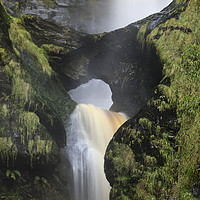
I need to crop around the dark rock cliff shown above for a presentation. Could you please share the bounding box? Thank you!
[20,13,163,116]
[0,3,162,197]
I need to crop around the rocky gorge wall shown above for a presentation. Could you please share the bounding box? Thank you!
[105,0,200,199]
[0,0,199,199]
[0,1,76,199]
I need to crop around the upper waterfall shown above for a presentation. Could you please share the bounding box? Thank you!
[17,0,172,33]
[108,0,172,31]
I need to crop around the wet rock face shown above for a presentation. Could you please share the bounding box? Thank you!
[87,25,162,116]
[21,15,96,90]
[0,0,182,169]
[104,0,199,199]
[0,0,191,198]
[2,0,111,33]
[20,15,162,117]
[0,3,75,198]
[97,0,188,116]
[2,0,178,34]
[26,15,164,116]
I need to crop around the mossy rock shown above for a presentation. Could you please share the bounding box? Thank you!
[0,0,75,169]
[0,2,75,199]
[105,0,200,199]
[105,87,179,199]
[144,0,200,198]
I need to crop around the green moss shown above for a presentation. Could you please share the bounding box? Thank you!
[18,111,55,166]
[36,138,46,155]
[0,137,17,166]
[19,112,40,141]
[37,138,52,157]
[148,96,171,112]
[0,104,10,118]
[2,54,31,106]
[12,76,30,106]
[108,92,180,200]
[9,18,53,76]
[156,125,161,135]
[137,22,149,50]
[149,94,172,112]
[93,32,106,42]
[41,44,65,54]
[144,155,157,166]
[1,18,75,147]
[28,139,34,166]
[0,0,10,35]
[0,6,76,199]
[28,137,53,167]
[0,46,59,167]
[139,118,152,130]
[143,0,200,198]
[0,48,10,65]
[176,0,187,3]
[121,126,144,144]
[107,142,137,199]
[146,27,159,47]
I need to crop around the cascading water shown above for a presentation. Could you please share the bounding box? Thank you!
[65,79,127,200]
[67,104,126,200]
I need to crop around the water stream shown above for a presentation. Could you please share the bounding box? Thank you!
[67,104,126,200]
[66,79,127,200]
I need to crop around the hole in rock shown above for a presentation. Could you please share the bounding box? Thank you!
[68,79,113,110]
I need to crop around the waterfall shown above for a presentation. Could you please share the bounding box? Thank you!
[109,0,172,31]
[65,79,127,199]
[66,104,127,200]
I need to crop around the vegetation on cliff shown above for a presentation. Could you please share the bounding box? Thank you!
[146,0,200,198]
[0,0,75,199]
[106,0,200,199]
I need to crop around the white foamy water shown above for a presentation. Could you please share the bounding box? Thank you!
[65,79,127,200]
[66,104,127,200]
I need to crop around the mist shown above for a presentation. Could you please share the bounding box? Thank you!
[107,0,173,31]
[20,0,172,33]
[85,0,173,33]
